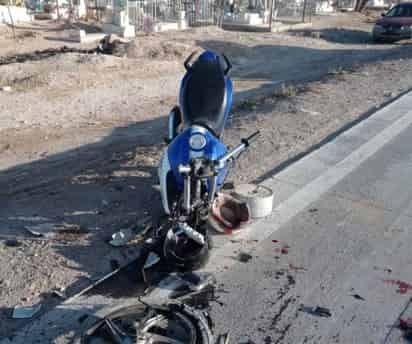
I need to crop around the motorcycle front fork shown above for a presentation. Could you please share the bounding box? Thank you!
[181,173,218,216]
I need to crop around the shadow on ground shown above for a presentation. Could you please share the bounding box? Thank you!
[288,28,374,44]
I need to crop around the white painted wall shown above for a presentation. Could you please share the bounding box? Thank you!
[316,0,335,13]
[0,5,33,24]
[367,0,387,7]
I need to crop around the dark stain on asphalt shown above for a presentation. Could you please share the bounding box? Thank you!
[236,252,253,263]
[264,335,273,343]
[351,293,365,301]
[274,323,292,344]
[288,263,307,272]
[281,246,290,255]
[299,305,332,318]
[270,297,294,330]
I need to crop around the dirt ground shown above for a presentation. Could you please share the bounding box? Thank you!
[2,11,412,339]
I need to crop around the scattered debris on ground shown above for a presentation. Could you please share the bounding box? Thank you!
[299,305,332,318]
[25,222,88,239]
[2,11,412,341]
[109,217,152,247]
[0,46,97,66]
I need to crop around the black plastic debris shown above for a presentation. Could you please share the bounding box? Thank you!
[300,305,332,318]
[237,252,253,263]
[351,294,365,301]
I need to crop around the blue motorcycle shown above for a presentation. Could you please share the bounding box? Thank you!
[158,51,260,270]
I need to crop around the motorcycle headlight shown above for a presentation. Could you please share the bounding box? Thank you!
[189,133,207,150]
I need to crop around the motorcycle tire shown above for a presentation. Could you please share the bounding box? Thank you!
[74,302,215,344]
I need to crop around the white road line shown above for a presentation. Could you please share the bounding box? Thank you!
[205,106,412,272]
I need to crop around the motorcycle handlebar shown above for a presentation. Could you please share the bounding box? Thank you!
[222,54,232,75]
[242,130,260,147]
[215,130,260,168]
[184,52,232,76]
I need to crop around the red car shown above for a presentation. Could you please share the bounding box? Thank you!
[372,2,412,42]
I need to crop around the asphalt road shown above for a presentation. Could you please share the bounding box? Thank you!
[4,93,412,343]
[208,92,412,343]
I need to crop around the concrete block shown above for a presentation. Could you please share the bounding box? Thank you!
[102,23,135,38]
[271,22,312,33]
[68,29,105,43]
[68,29,85,42]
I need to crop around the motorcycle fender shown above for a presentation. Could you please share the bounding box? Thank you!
[158,151,172,215]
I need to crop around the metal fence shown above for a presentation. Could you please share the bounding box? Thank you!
[127,0,216,31]
[125,0,322,32]
[273,0,316,23]
[184,0,216,26]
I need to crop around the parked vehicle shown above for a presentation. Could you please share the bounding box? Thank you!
[373,2,412,42]
[158,51,259,270]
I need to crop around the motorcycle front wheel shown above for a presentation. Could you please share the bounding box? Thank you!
[163,224,212,271]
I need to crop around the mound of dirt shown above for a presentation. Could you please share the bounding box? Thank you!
[126,37,194,59]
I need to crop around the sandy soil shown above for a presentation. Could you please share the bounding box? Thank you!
[2,11,412,339]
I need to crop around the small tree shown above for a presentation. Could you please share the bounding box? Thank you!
[354,0,369,12]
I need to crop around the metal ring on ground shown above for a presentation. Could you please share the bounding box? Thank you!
[233,183,274,218]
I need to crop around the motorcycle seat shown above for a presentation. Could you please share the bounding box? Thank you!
[182,58,227,137]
